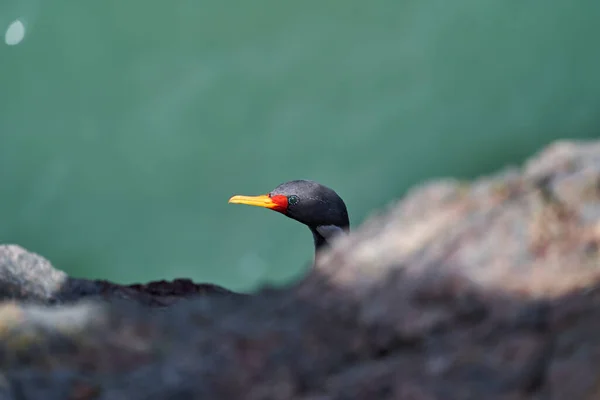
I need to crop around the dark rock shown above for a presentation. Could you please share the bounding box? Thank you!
[1,140,600,399]
[0,245,242,307]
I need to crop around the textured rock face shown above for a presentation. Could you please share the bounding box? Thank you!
[0,244,241,307]
[1,140,600,399]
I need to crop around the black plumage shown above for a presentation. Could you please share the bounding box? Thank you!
[229,180,350,251]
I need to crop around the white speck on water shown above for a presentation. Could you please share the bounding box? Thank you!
[5,19,25,46]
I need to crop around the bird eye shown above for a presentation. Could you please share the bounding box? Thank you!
[288,195,299,206]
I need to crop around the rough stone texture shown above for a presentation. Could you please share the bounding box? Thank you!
[0,245,241,307]
[2,140,600,399]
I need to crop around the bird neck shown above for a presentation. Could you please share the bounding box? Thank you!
[309,224,349,252]
[311,229,329,250]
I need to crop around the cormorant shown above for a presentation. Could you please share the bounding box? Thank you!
[228,180,350,252]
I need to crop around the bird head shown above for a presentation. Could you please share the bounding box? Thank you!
[228,180,350,247]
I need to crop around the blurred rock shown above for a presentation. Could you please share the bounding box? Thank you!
[0,245,241,307]
[2,140,600,399]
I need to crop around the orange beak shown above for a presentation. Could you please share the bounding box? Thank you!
[228,194,277,209]
[228,193,288,213]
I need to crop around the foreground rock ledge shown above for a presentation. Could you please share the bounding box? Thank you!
[2,140,600,399]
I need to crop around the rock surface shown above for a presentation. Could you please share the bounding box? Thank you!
[2,140,600,399]
[0,244,241,307]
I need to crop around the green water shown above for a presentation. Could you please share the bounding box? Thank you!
[1,1,599,292]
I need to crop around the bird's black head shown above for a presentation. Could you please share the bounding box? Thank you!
[228,179,350,249]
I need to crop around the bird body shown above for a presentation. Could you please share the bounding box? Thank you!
[229,180,350,253]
